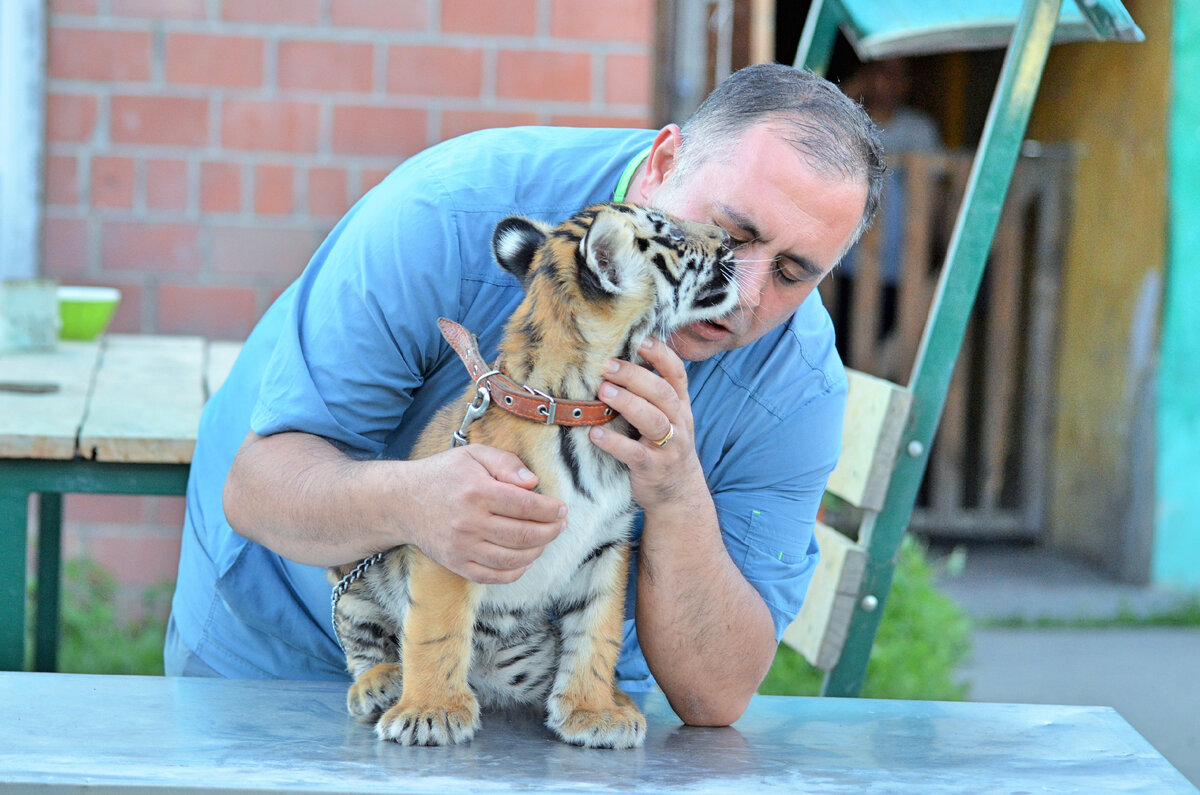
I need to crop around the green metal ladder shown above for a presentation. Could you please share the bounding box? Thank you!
[793,0,1143,697]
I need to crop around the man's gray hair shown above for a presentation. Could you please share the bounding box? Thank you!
[677,63,886,251]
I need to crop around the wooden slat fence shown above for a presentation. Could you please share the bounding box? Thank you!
[822,146,1072,540]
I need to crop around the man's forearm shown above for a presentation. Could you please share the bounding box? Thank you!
[223,431,404,566]
[223,430,567,580]
[635,491,778,727]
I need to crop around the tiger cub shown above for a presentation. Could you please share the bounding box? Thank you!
[329,202,739,749]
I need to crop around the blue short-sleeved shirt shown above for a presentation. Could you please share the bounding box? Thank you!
[169,126,847,686]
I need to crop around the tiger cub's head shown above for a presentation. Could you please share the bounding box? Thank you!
[492,203,739,360]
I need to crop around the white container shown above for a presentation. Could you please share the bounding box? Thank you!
[0,279,61,352]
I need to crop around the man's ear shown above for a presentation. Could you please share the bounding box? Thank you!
[632,124,683,203]
[492,216,551,284]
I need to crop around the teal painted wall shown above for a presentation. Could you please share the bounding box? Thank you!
[1155,0,1200,586]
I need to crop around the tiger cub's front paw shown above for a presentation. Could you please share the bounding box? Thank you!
[376,692,480,746]
[347,662,404,720]
[546,690,646,749]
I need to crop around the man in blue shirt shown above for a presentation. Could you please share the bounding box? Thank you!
[167,63,884,727]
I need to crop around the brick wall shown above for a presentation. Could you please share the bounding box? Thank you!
[40,0,656,587]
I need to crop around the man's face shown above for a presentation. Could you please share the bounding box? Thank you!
[642,123,868,362]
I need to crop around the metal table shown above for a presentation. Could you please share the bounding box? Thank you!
[0,335,240,671]
[0,672,1191,793]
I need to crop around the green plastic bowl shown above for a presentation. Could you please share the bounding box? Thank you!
[58,286,122,341]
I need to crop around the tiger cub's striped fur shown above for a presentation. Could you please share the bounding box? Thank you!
[330,202,739,748]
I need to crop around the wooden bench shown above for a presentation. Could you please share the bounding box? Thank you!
[781,370,911,672]
[0,335,242,672]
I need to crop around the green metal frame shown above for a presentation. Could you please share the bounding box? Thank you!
[796,0,1065,697]
[0,459,189,671]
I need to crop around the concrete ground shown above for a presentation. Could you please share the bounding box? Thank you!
[933,543,1200,788]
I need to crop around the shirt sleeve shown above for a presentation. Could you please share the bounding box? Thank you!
[250,177,463,455]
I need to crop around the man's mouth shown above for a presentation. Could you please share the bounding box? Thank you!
[689,319,733,341]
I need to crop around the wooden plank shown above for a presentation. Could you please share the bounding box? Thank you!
[205,341,242,400]
[79,335,205,463]
[1020,153,1068,533]
[781,522,867,671]
[0,342,100,459]
[929,343,970,517]
[979,197,1026,509]
[849,223,883,372]
[826,369,912,512]
[909,507,1040,538]
[895,153,939,382]
[748,0,775,65]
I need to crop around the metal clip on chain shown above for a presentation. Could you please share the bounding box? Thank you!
[452,385,491,448]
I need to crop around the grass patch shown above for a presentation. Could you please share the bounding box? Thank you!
[28,558,171,675]
[759,535,971,700]
[981,598,1200,630]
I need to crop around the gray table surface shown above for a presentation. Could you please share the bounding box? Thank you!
[0,672,1192,793]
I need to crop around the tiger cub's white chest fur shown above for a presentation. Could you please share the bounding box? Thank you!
[479,426,633,612]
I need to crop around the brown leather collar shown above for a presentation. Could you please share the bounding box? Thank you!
[438,318,617,427]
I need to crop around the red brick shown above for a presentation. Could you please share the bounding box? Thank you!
[331,105,427,157]
[46,93,98,143]
[157,284,260,338]
[254,164,295,215]
[201,161,242,213]
[359,168,392,195]
[45,156,80,206]
[278,40,374,93]
[153,496,187,525]
[112,0,206,18]
[440,109,540,141]
[49,28,152,82]
[441,0,537,36]
[211,226,318,278]
[222,100,320,152]
[88,533,181,586]
[91,156,136,209]
[550,113,651,129]
[111,95,209,147]
[65,494,147,524]
[146,159,189,211]
[104,282,144,333]
[605,53,652,105]
[387,46,483,97]
[41,217,91,281]
[496,50,591,102]
[51,0,98,13]
[102,222,201,273]
[550,0,653,42]
[167,33,264,88]
[331,0,427,29]
[221,0,320,24]
[307,167,350,217]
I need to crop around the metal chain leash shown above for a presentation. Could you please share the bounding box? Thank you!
[329,384,494,652]
[330,551,384,651]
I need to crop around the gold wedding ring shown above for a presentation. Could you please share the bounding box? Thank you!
[651,424,674,448]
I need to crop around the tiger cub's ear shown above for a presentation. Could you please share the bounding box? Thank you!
[493,216,551,285]
[578,207,634,296]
